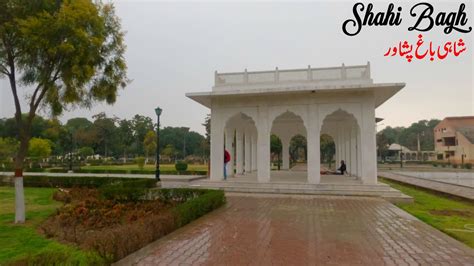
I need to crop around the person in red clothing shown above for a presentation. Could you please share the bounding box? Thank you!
[224,149,231,180]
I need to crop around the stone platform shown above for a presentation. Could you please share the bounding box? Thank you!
[161,170,412,203]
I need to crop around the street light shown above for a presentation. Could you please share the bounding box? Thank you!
[155,107,162,181]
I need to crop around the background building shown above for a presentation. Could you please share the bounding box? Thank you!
[434,116,474,164]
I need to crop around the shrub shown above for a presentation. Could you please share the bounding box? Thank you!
[441,163,446,168]
[18,175,155,188]
[83,212,175,261]
[173,189,225,227]
[100,180,156,203]
[129,169,207,175]
[175,161,188,172]
[75,168,128,174]
[452,163,458,168]
[432,163,438,167]
[151,188,205,203]
[49,168,69,173]
[25,167,46,172]
[41,188,224,263]
[466,163,472,169]
[136,157,146,170]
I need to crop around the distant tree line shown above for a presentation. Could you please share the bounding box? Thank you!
[377,119,440,160]
[0,113,208,164]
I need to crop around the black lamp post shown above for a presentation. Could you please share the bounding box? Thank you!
[155,107,162,180]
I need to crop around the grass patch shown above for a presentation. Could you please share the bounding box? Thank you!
[0,187,103,265]
[379,177,474,248]
[81,164,207,172]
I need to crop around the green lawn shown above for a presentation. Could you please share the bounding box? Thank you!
[81,163,208,172]
[380,178,474,248]
[0,187,101,264]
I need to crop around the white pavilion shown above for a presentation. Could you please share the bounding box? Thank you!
[186,63,405,185]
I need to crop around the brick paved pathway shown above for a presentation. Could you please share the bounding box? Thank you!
[117,194,474,266]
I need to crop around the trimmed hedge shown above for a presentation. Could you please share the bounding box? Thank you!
[100,179,156,202]
[172,189,225,227]
[44,168,207,175]
[130,169,207,175]
[85,188,224,262]
[1,175,157,188]
[150,188,225,226]
[175,161,188,172]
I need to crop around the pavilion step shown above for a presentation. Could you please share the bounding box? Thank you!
[187,181,412,203]
[189,184,411,203]
[192,181,394,192]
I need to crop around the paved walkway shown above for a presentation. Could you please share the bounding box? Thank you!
[380,172,474,201]
[117,194,474,266]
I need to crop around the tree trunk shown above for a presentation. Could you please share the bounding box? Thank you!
[14,134,29,223]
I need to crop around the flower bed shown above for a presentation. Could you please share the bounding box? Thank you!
[37,185,225,263]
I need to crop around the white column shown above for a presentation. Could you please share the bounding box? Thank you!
[210,111,224,181]
[307,105,320,184]
[336,127,342,164]
[257,105,271,182]
[345,127,351,174]
[244,130,252,173]
[350,125,357,177]
[357,126,362,178]
[281,137,290,170]
[236,129,244,175]
[360,97,377,184]
[225,127,234,177]
[251,132,257,171]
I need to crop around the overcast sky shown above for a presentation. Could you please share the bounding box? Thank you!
[1,0,473,135]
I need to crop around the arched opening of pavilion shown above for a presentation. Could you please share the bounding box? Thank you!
[320,109,361,182]
[320,133,336,172]
[224,112,257,179]
[270,111,307,182]
[289,134,307,169]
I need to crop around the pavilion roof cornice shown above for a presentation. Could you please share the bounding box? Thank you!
[186,82,406,109]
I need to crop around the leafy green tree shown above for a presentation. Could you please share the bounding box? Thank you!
[201,114,211,159]
[320,134,335,166]
[270,134,282,156]
[117,118,134,161]
[1,0,127,223]
[290,135,307,162]
[162,144,177,162]
[135,156,145,170]
[270,134,282,169]
[66,117,93,132]
[131,115,154,156]
[77,146,94,159]
[28,137,52,162]
[0,137,19,165]
[377,119,440,153]
[66,118,95,150]
[143,130,156,161]
[160,127,205,158]
[91,113,118,157]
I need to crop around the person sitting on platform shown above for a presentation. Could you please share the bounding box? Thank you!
[337,160,347,175]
